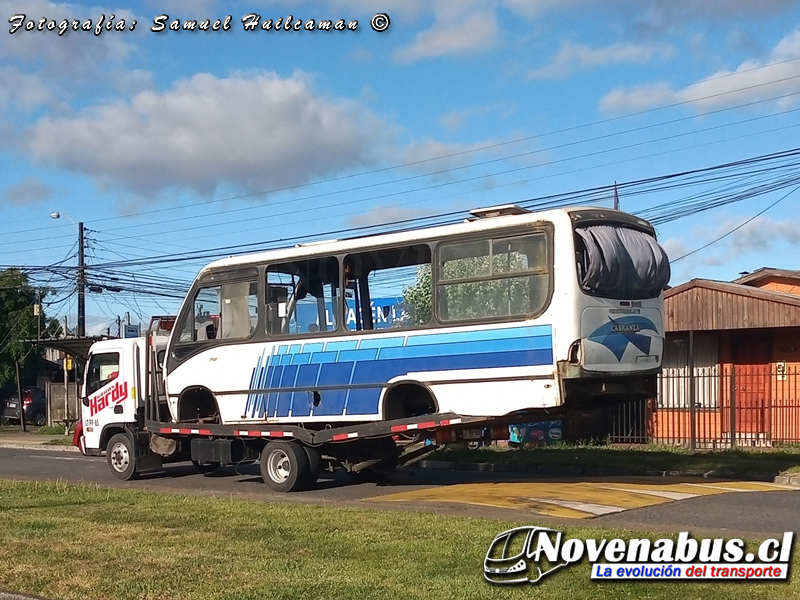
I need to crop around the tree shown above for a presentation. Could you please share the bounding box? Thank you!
[400,265,432,326]
[0,269,55,388]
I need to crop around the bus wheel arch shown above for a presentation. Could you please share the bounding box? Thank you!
[381,381,438,421]
[177,387,220,423]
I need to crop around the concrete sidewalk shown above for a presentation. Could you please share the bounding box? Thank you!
[0,432,78,452]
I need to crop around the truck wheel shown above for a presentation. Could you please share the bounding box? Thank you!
[260,441,310,492]
[107,433,138,481]
[191,460,220,474]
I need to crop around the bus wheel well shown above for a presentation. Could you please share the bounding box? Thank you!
[178,387,220,423]
[382,383,437,421]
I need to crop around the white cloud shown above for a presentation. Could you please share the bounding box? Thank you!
[1,177,53,205]
[528,41,674,79]
[600,28,800,113]
[439,105,494,131]
[395,10,499,62]
[665,214,800,277]
[24,71,396,197]
[0,0,139,77]
[0,67,61,111]
[348,204,440,228]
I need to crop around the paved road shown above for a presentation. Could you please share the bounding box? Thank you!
[0,447,797,539]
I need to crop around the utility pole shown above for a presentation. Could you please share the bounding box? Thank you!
[15,360,26,433]
[117,315,121,338]
[63,316,69,425]
[78,221,85,338]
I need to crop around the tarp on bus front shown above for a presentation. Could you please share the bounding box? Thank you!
[575,225,670,299]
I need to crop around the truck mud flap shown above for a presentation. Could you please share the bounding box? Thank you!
[130,428,163,473]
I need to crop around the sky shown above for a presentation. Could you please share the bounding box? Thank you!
[2,0,800,335]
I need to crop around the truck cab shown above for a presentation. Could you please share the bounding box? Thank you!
[76,337,144,456]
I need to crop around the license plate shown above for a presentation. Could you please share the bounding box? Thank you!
[8,402,17,408]
[636,355,658,364]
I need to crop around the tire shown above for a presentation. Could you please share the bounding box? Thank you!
[30,412,46,428]
[260,441,310,492]
[192,460,220,474]
[304,446,322,488]
[107,433,138,481]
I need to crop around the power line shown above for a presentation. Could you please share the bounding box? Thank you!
[670,184,800,263]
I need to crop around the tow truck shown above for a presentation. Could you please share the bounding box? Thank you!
[74,321,514,491]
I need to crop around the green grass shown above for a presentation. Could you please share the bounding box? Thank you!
[0,479,797,599]
[41,437,75,446]
[36,425,69,435]
[0,423,69,435]
[435,444,800,477]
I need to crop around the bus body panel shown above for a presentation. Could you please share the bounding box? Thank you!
[166,321,558,422]
[579,305,664,373]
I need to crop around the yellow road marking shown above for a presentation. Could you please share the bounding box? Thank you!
[367,479,792,519]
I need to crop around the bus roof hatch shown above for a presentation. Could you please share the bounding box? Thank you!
[468,204,531,219]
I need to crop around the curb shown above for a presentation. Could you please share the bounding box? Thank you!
[773,474,800,486]
[0,443,79,453]
[414,460,799,486]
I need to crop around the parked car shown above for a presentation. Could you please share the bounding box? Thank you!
[3,387,47,427]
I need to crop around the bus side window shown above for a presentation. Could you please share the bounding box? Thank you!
[436,232,550,322]
[176,280,257,344]
[344,244,432,331]
[266,257,339,336]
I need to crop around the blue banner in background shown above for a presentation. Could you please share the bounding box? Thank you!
[295,296,406,332]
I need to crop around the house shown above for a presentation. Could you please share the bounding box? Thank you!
[648,271,800,447]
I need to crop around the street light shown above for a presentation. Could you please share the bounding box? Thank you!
[50,212,86,338]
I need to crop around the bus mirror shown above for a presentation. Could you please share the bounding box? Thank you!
[81,396,89,407]
[157,350,165,369]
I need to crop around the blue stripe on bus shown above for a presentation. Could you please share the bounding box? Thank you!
[266,365,282,417]
[291,353,311,365]
[276,365,299,417]
[292,363,320,418]
[358,337,405,350]
[246,325,554,418]
[346,388,382,415]
[310,352,337,364]
[313,362,354,416]
[301,342,324,354]
[245,353,262,415]
[404,325,550,346]
[339,348,379,362]
[376,335,549,360]
[350,349,552,385]
[325,340,359,352]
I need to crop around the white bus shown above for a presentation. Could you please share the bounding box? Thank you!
[163,204,670,429]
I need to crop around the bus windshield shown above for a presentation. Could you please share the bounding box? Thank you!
[575,224,670,299]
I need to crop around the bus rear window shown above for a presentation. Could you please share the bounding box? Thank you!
[575,225,670,299]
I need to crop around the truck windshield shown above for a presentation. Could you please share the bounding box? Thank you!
[575,225,670,299]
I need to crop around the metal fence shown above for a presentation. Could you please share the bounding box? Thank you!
[608,366,800,449]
